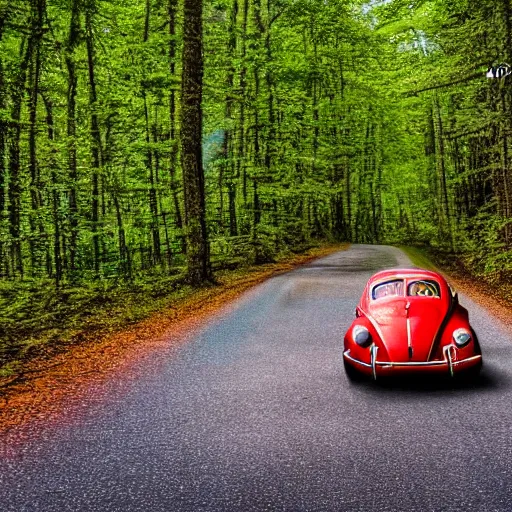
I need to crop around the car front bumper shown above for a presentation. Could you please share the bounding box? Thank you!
[343,345,482,379]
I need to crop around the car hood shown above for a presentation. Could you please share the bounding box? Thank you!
[366,297,448,362]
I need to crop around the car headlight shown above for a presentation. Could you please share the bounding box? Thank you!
[353,325,371,347]
[453,328,471,347]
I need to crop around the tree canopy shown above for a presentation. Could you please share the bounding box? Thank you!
[0,0,510,286]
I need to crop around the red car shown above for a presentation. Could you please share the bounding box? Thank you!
[343,269,482,380]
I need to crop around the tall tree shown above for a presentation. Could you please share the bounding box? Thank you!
[65,0,81,275]
[181,0,210,284]
[85,0,101,277]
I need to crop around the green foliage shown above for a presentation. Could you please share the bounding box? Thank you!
[1,0,512,354]
[0,272,190,375]
[0,0,385,287]
[372,0,512,285]
[398,246,438,271]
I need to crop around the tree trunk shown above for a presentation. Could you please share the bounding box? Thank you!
[228,181,238,236]
[0,9,7,276]
[113,193,131,278]
[168,0,183,230]
[8,36,34,277]
[264,8,275,172]
[433,95,453,249]
[66,0,80,276]
[85,2,102,277]
[181,0,210,284]
[28,0,45,275]
[238,0,249,203]
[144,94,161,265]
[500,0,512,244]
[42,94,62,287]
[220,0,239,231]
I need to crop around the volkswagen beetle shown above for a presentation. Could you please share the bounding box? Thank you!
[343,269,482,380]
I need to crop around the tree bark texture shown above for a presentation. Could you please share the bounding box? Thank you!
[180,0,210,284]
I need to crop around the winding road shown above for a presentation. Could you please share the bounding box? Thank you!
[1,245,512,512]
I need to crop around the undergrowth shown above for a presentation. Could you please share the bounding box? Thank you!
[0,241,340,378]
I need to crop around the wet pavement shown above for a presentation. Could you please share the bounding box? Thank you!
[1,245,512,511]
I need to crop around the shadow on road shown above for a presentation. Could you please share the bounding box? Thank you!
[350,365,507,395]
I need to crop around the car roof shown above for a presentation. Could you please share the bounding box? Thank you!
[368,268,444,285]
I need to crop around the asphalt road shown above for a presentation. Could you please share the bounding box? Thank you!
[1,245,512,512]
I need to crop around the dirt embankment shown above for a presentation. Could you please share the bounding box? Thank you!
[0,244,348,435]
[446,273,512,334]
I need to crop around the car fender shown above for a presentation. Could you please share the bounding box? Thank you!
[432,305,480,360]
[344,314,391,364]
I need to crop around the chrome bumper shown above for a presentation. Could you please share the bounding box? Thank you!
[344,346,482,379]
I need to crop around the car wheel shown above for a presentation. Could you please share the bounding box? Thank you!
[456,360,482,382]
[343,358,366,382]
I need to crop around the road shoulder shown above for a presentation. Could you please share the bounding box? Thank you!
[0,244,348,435]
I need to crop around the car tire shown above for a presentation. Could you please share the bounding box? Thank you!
[464,359,483,379]
[455,359,482,383]
[343,358,366,382]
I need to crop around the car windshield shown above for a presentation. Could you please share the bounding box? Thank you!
[407,280,440,297]
[372,280,404,300]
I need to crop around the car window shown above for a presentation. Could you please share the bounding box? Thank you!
[407,280,440,297]
[372,280,404,300]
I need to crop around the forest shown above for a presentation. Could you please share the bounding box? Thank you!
[0,0,511,294]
